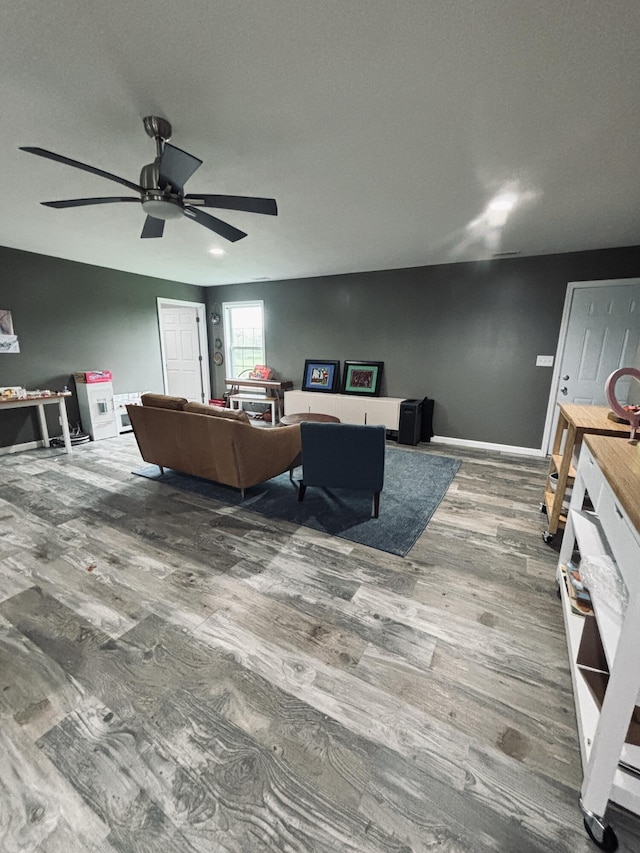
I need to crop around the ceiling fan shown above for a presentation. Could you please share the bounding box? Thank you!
[20,116,277,241]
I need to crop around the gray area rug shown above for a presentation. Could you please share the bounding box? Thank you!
[133,447,461,557]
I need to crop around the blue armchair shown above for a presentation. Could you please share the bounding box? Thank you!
[298,422,386,517]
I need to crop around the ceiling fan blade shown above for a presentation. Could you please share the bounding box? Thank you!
[183,206,247,242]
[159,142,202,193]
[141,216,165,239]
[41,197,140,209]
[20,147,142,193]
[184,194,278,216]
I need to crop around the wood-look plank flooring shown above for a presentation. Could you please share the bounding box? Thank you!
[1,434,639,852]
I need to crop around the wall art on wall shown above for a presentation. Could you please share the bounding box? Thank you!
[342,360,384,396]
[302,359,341,393]
[0,310,19,353]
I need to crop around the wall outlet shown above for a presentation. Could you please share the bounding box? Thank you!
[536,355,554,367]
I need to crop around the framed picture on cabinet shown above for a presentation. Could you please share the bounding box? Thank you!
[342,360,384,396]
[302,359,341,393]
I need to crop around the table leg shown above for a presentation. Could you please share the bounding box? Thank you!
[58,398,72,454]
[552,410,567,455]
[36,404,50,448]
[273,390,283,421]
[549,422,576,534]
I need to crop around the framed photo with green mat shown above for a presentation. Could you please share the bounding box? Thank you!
[342,361,383,396]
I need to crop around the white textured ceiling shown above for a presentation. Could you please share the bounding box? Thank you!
[2,1,640,286]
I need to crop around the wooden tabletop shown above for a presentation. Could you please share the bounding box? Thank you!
[225,377,293,391]
[585,434,640,534]
[0,392,71,406]
[280,412,341,425]
[559,403,632,436]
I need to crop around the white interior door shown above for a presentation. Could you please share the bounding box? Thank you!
[157,299,210,403]
[543,279,640,452]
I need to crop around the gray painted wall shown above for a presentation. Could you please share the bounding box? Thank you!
[209,247,640,449]
[0,246,204,448]
[1,243,639,452]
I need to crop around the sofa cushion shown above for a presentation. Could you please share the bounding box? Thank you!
[184,402,251,423]
[141,393,188,411]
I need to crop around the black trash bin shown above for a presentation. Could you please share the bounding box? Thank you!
[398,399,423,445]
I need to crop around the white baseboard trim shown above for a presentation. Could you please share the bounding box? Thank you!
[3,435,545,458]
[0,440,42,457]
[429,435,546,458]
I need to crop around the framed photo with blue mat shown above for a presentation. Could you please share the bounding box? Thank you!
[342,360,383,396]
[302,359,341,393]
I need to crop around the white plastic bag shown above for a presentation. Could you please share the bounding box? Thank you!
[580,553,628,620]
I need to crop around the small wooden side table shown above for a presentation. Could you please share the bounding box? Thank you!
[0,392,73,454]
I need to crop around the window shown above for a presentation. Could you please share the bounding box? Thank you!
[222,301,265,377]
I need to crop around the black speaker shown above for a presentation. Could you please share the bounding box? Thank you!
[421,397,434,442]
[398,399,422,445]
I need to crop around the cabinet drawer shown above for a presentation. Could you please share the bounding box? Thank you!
[365,397,400,430]
[597,485,640,582]
[579,444,604,512]
[310,396,338,417]
[91,420,119,441]
[283,391,310,414]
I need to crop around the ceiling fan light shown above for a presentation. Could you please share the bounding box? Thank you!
[141,195,183,220]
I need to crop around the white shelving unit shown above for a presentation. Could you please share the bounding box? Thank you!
[557,434,640,849]
[284,390,403,432]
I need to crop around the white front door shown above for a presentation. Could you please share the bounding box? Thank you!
[158,299,210,402]
[544,279,640,452]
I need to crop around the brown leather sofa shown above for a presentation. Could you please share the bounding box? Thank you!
[127,393,301,497]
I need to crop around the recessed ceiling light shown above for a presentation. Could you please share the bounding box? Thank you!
[208,247,225,256]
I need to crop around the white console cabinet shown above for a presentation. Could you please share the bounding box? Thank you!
[76,381,119,440]
[557,434,640,846]
[284,391,403,431]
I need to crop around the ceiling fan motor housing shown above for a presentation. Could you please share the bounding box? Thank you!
[140,161,160,189]
[140,160,184,219]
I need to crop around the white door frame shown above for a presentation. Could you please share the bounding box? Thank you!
[541,278,639,454]
[156,297,211,402]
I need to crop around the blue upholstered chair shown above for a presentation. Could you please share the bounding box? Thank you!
[298,422,386,518]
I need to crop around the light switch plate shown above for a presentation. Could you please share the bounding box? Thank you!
[536,355,554,367]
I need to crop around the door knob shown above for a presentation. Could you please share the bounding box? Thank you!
[563,375,570,381]
[560,387,568,395]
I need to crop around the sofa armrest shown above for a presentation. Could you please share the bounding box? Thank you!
[233,424,301,486]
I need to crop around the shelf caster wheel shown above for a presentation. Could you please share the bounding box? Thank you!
[542,531,554,544]
[581,802,618,852]
[539,502,548,515]
[583,816,618,851]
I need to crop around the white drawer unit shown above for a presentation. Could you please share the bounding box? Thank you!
[284,390,403,431]
[76,380,119,440]
[556,435,640,847]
